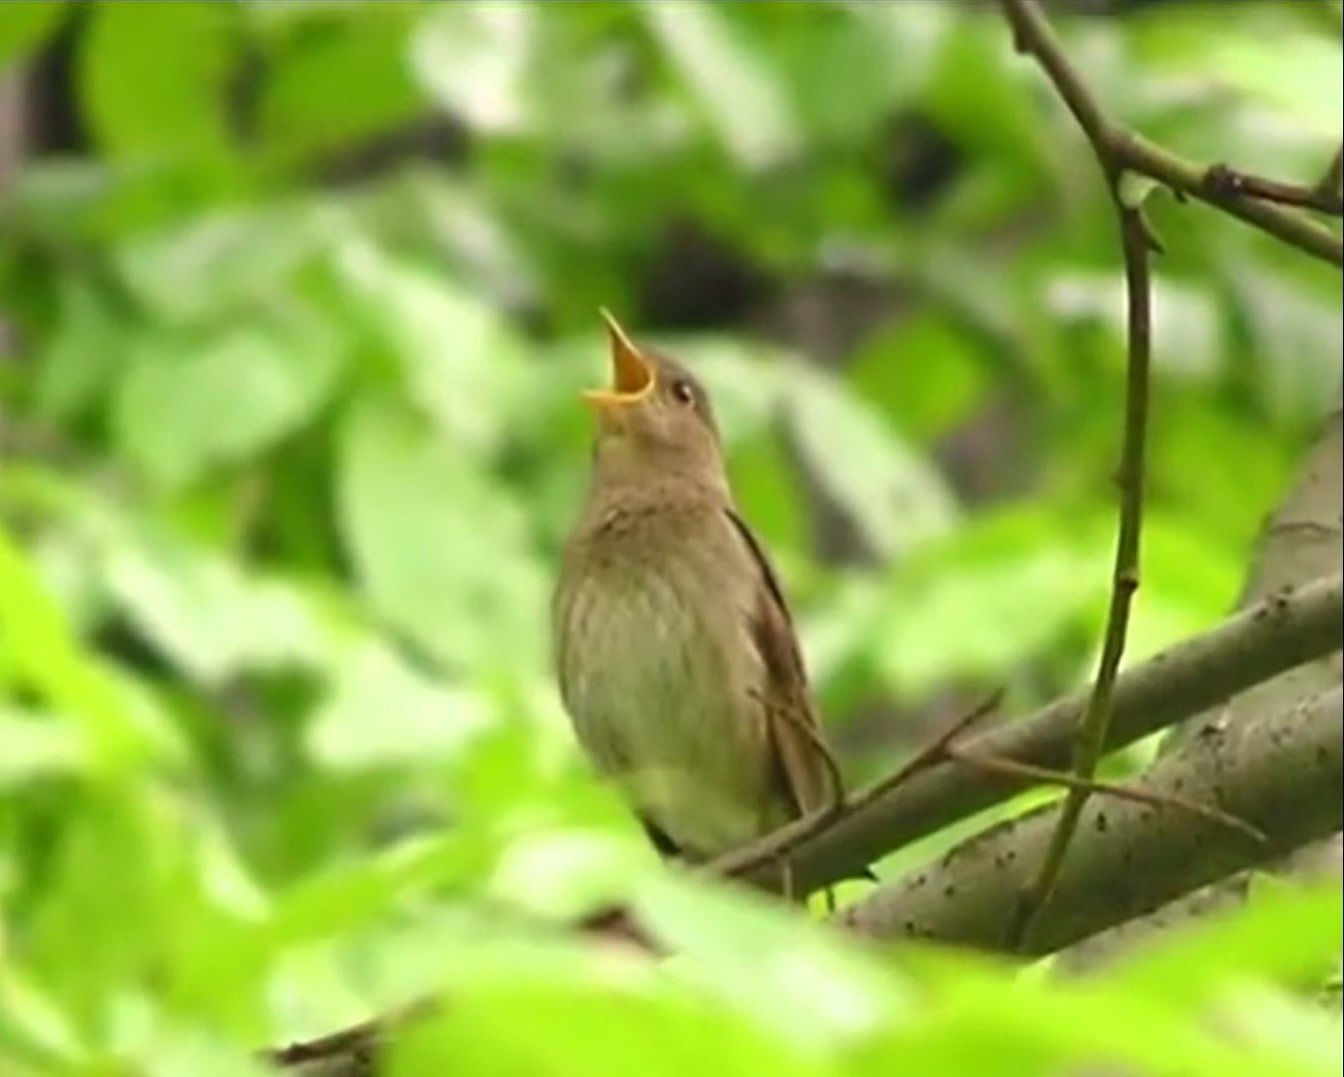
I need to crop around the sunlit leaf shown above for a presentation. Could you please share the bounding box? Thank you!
[112,306,345,488]
[641,2,802,170]
[412,2,534,135]
[336,394,548,674]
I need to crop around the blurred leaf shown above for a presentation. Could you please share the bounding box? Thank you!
[1108,883,1344,1008]
[0,964,87,1070]
[0,707,88,788]
[258,2,424,156]
[336,394,548,674]
[1133,15,1344,137]
[115,206,328,323]
[783,362,958,560]
[848,312,990,445]
[308,639,494,770]
[389,940,823,1077]
[333,237,530,456]
[636,875,902,1051]
[641,2,802,171]
[411,2,534,135]
[32,276,122,423]
[0,526,184,772]
[101,529,327,685]
[79,3,233,158]
[0,1,66,70]
[112,305,345,488]
[876,504,1110,695]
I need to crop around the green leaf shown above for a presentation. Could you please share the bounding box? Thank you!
[33,276,122,423]
[782,362,958,560]
[0,707,88,788]
[874,504,1111,694]
[1108,883,1344,1009]
[0,525,184,772]
[336,394,548,675]
[388,937,824,1077]
[641,2,802,170]
[333,238,530,456]
[79,2,234,157]
[848,311,990,445]
[101,529,327,685]
[111,306,345,488]
[634,875,904,1051]
[307,639,495,770]
[1134,17,1344,138]
[411,3,534,134]
[257,2,424,157]
[115,206,328,324]
[0,1,66,70]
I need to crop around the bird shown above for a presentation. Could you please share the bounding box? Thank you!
[552,311,843,888]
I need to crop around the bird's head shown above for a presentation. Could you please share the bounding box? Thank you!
[583,311,727,496]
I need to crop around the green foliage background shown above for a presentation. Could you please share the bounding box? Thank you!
[0,2,1340,1074]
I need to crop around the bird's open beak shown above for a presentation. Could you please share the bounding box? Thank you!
[583,309,655,412]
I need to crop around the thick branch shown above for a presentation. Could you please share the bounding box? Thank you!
[718,573,1342,894]
[838,687,1343,953]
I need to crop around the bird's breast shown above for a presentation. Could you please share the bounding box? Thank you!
[554,529,775,857]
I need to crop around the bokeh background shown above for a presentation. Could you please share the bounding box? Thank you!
[0,2,1340,1073]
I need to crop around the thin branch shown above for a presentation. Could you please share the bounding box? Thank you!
[1203,162,1344,217]
[1002,0,1343,267]
[998,0,1154,953]
[708,693,1000,882]
[944,747,1266,845]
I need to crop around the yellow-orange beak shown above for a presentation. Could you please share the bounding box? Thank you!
[583,309,655,411]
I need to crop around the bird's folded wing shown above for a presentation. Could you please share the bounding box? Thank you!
[723,508,840,818]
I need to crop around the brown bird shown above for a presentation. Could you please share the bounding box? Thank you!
[552,312,842,879]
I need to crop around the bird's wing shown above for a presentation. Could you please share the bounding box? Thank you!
[723,508,841,819]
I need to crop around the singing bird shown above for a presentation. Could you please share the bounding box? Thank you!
[552,312,842,876]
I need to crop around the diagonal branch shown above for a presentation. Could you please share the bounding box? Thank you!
[998,0,1154,952]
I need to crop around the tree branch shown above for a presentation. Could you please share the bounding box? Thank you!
[837,686,1343,954]
[715,573,1342,894]
[1002,0,1344,267]
[1203,161,1344,217]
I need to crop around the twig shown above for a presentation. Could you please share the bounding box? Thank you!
[1003,0,1343,266]
[999,0,1153,953]
[707,692,1001,882]
[1203,162,1343,217]
[853,691,1004,806]
[944,747,1267,845]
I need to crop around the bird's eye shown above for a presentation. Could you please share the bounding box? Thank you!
[671,379,696,406]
